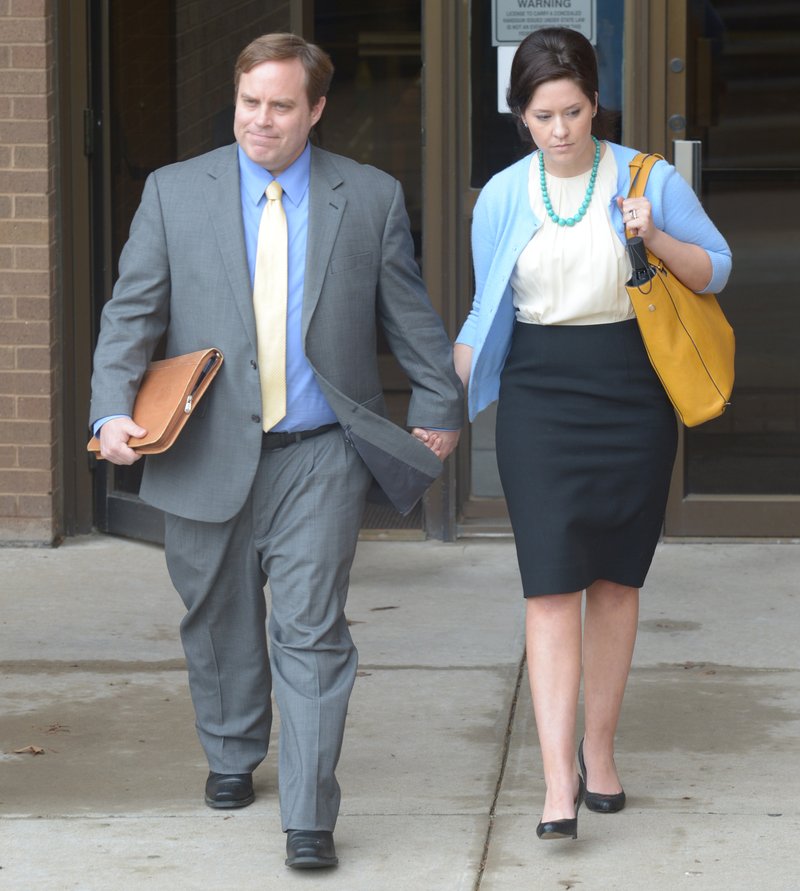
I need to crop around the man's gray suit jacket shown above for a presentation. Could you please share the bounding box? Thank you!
[89,143,463,520]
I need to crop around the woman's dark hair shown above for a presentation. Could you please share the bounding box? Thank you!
[506,27,616,144]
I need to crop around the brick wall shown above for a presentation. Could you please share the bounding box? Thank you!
[0,0,59,544]
[0,2,293,545]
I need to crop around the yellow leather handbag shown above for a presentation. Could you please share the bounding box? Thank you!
[625,153,735,427]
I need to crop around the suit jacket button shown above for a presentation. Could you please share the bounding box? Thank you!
[251,414,260,423]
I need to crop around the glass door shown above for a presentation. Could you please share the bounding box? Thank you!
[91,1,295,542]
[312,0,426,538]
[665,0,800,536]
[89,0,429,542]
[457,0,627,533]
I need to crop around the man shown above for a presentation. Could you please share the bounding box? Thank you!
[90,34,462,869]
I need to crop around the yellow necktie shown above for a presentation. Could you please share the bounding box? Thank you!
[253,180,288,432]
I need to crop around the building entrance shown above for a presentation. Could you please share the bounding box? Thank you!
[456,1,800,539]
[88,1,428,542]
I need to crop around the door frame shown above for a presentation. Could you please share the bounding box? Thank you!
[86,0,167,543]
[78,0,453,543]
[420,1,463,540]
[57,0,95,536]
[641,0,800,538]
[450,0,800,539]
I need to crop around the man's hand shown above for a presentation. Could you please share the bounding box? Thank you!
[411,428,461,461]
[98,417,147,465]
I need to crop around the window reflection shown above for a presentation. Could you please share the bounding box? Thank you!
[686,3,800,494]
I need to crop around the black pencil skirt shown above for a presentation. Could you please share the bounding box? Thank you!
[495,319,678,597]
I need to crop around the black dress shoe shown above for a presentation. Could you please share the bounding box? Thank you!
[578,738,626,813]
[285,829,338,869]
[204,771,255,809]
[536,775,585,840]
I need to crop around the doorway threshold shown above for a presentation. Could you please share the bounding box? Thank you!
[457,517,513,538]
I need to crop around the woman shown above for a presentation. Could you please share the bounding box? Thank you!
[455,28,731,841]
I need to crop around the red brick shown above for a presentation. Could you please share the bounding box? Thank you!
[0,272,50,295]
[0,18,47,41]
[15,296,51,318]
[0,170,49,193]
[0,220,49,244]
[0,69,48,96]
[17,493,53,517]
[0,516,56,542]
[0,418,54,444]
[10,95,47,119]
[15,246,49,269]
[0,395,14,417]
[13,144,48,169]
[0,468,51,492]
[18,444,52,468]
[0,370,52,394]
[11,45,48,68]
[14,194,49,218]
[0,121,48,143]
[0,46,10,68]
[14,346,50,370]
[0,495,19,516]
[10,0,46,12]
[16,395,49,419]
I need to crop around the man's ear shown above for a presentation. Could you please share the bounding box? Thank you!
[310,96,326,128]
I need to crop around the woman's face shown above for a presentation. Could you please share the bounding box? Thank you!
[522,77,597,171]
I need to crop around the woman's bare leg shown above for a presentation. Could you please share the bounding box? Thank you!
[525,591,583,821]
[581,579,639,793]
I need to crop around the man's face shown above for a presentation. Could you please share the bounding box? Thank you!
[234,58,325,173]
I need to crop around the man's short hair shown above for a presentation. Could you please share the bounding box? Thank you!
[234,33,334,107]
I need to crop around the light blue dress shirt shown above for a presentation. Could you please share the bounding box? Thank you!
[238,141,336,432]
[94,141,336,437]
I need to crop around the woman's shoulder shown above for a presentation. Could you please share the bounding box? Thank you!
[480,154,533,198]
[475,154,534,224]
[608,141,677,193]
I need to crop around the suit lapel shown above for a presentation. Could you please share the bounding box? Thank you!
[303,147,346,339]
[204,145,258,352]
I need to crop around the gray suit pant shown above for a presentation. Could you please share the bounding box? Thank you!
[163,427,372,831]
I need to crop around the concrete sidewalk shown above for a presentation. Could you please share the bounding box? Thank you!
[1,535,798,890]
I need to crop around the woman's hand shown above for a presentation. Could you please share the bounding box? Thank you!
[617,196,653,243]
[616,196,713,292]
[411,427,460,460]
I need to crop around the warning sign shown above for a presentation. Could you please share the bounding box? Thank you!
[493,0,596,46]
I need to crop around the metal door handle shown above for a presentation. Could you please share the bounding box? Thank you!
[673,139,702,195]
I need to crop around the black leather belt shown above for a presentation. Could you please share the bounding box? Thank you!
[261,423,339,451]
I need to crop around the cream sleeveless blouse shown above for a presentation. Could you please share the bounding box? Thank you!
[510,145,634,326]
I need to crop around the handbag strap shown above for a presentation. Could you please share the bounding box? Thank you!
[626,152,665,240]
[627,152,664,199]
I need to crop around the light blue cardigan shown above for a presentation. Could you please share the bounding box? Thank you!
[456,141,733,420]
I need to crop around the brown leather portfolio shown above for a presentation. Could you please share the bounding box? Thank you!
[87,348,223,457]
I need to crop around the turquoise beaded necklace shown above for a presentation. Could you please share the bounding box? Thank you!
[539,135,601,227]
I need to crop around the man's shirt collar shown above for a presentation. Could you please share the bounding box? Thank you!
[237,141,311,208]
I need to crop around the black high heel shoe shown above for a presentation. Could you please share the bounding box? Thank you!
[536,774,585,840]
[578,738,626,814]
